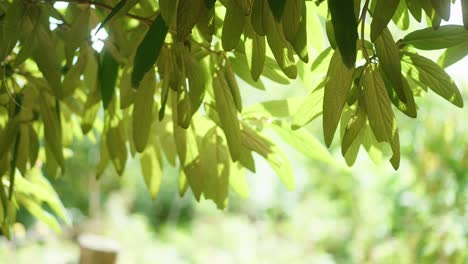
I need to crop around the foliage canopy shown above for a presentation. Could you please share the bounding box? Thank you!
[0,0,467,234]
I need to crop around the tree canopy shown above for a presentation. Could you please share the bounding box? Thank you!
[0,0,467,235]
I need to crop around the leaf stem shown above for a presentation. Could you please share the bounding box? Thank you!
[360,0,371,63]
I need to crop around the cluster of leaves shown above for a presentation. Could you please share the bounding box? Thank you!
[0,0,466,233]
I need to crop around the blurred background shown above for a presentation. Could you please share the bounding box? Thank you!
[1,3,468,264]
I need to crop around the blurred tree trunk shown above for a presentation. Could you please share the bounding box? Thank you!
[79,234,119,264]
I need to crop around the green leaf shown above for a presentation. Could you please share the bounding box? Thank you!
[291,3,309,63]
[370,0,400,41]
[160,0,179,26]
[202,127,230,209]
[291,83,324,130]
[176,85,192,129]
[251,0,268,36]
[267,0,286,21]
[438,43,468,68]
[140,143,163,199]
[99,50,119,109]
[402,52,464,107]
[406,0,422,22]
[176,0,204,41]
[341,102,366,156]
[402,25,468,50]
[185,51,209,114]
[361,65,400,169]
[245,35,266,81]
[224,62,243,112]
[65,8,91,66]
[96,0,140,33]
[20,198,62,233]
[106,120,128,175]
[213,71,242,161]
[32,23,64,98]
[328,0,358,67]
[282,0,302,43]
[430,0,450,21]
[264,9,297,79]
[204,0,217,9]
[243,97,304,119]
[380,69,417,118]
[340,110,379,166]
[374,28,406,102]
[172,100,204,200]
[132,14,168,88]
[234,0,252,15]
[222,0,245,51]
[1,0,25,61]
[229,163,249,198]
[229,54,266,90]
[38,93,65,169]
[463,0,468,29]
[133,70,156,153]
[392,0,410,31]
[241,126,294,190]
[323,51,354,147]
[362,65,395,143]
[272,123,335,165]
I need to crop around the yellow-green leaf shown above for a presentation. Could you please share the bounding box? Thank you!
[323,51,354,147]
[133,70,156,152]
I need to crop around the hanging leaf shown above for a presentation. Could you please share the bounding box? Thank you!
[267,0,286,21]
[362,65,395,143]
[132,14,168,88]
[251,0,268,36]
[140,143,163,199]
[213,70,242,161]
[292,4,309,63]
[374,28,406,103]
[328,0,358,67]
[38,93,64,169]
[241,126,294,190]
[106,119,128,175]
[202,127,230,209]
[341,102,366,156]
[99,50,119,109]
[463,0,468,29]
[361,65,400,169]
[282,0,302,43]
[224,61,243,112]
[370,0,400,41]
[245,35,266,81]
[264,8,297,79]
[32,23,64,98]
[222,0,245,51]
[133,70,156,153]
[160,0,179,26]
[1,0,25,61]
[430,0,450,21]
[323,51,354,147]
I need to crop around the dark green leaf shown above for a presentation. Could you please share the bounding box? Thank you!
[328,0,358,67]
[132,14,168,88]
[99,50,119,109]
[371,0,400,41]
